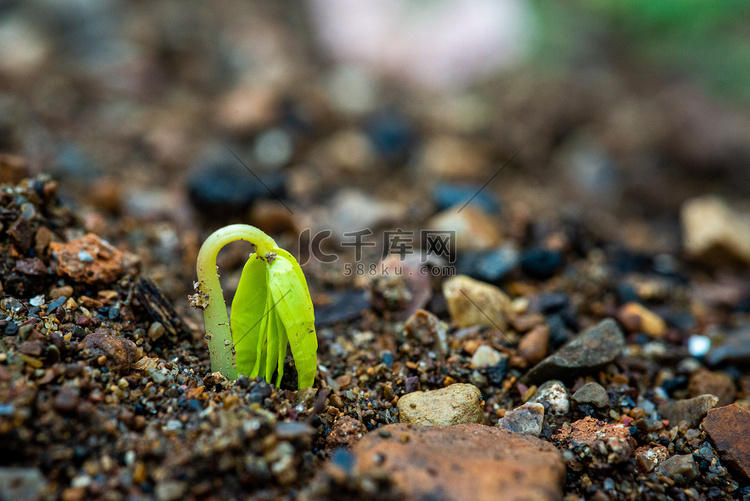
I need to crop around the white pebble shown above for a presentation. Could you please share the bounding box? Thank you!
[688,335,711,357]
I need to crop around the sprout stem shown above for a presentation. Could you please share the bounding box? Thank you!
[196,224,277,380]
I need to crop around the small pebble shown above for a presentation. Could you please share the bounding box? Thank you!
[518,325,549,365]
[48,296,67,311]
[681,195,750,267]
[4,322,18,335]
[656,455,699,485]
[659,394,718,428]
[617,302,667,338]
[520,247,563,279]
[523,318,625,384]
[148,322,166,342]
[53,387,79,414]
[0,468,47,501]
[497,402,544,436]
[470,345,505,369]
[702,403,750,481]
[530,379,569,415]
[572,382,610,409]
[427,206,501,252]
[398,383,485,426]
[688,369,735,407]
[442,275,510,330]
[687,335,711,357]
[29,295,44,307]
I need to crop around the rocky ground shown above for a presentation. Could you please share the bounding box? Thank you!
[2,2,750,500]
[1,166,750,500]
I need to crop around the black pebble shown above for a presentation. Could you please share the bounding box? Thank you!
[520,247,563,279]
[546,314,569,348]
[483,358,508,386]
[315,290,370,326]
[457,247,518,283]
[660,376,688,394]
[72,326,87,339]
[614,283,639,304]
[381,351,395,368]
[108,306,119,320]
[4,321,18,335]
[187,156,286,219]
[48,296,67,311]
[577,403,596,416]
[432,183,500,214]
[539,292,568,313]
[404,376,419,394]
[365,111,414,162]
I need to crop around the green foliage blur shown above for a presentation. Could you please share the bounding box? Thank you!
[531,0,750,101]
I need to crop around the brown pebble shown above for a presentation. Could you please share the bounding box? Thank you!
[688,369,735,407]
[133,462,147,484]
[635,444,669,472]
[656,454,699,485]
[463,339,480,355]
[34,226,53,257]
[97,290,118,304]
[148,322,165,341]
[511,313,545,333]
[79,296,103,309]
[75,316,92,327]
[329,394,344,408]
[61,487,86,501]
[335,374,352,389]
[0,153,29,184]
[554,416,634,468]
[54,387,79,413]
[404,309,448,354]
[50,233,125,284]
[83,328,137,375]
[64,363,83,378]
[15,257,47,276]
[51,285,74,300]
[624,408,642,421]
[518,324,549,365]
[19,340,43,356]
[659,394,718,428]
[326,415,368,451]
[702,403,750,481]
[617,302,667,338]
[352,423,565,501]
[90,178,123,213]
[8,217,33,252]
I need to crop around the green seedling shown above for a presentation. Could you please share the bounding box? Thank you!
[194,224,317,388]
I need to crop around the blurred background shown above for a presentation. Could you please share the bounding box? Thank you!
[1,0,750,298]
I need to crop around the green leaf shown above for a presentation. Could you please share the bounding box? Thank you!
[231,255,268,376]
[275,317,288,387]
[268,251,317,388]
[265,306,280,383]
[230,249,317,388]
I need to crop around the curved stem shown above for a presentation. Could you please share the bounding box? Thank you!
[196,224,277,380]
